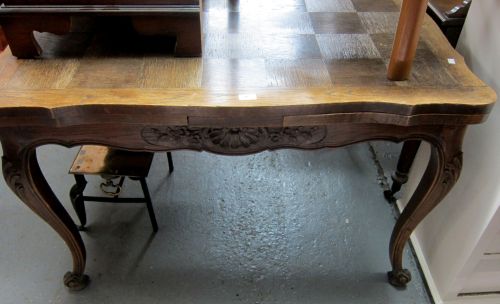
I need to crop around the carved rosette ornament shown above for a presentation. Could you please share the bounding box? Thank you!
[141,126,328,154]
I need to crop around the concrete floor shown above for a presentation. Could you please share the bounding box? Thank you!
[0,143,432,304]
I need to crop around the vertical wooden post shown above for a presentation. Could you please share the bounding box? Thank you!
[387,0,429,81]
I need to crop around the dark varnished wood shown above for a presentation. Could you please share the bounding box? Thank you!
[132,13,202,57]
[0,26,7,51]
[445,0,471,19]
[427,0,470,47]
[0,2,201,58]
[0,15,71,58]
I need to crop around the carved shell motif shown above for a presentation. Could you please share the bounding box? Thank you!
[208,128,265,149]
[142,126,327,153]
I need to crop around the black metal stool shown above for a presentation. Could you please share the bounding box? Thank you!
[69,146,174,233]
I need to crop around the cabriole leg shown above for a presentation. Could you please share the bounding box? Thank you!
[388,127,465,287]
[1,140,89,291]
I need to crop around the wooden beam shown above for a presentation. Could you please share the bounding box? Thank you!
[387,0,429,81]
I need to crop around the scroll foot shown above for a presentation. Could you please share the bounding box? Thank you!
[64,272,90,291]
[388,269,412,287]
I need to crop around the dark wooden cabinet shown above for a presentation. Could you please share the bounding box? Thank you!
[0,0,201,58]
[427,0,471,47]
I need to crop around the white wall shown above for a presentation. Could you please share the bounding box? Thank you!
[399,0,500,302]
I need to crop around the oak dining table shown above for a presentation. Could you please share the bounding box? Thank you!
[0,0,496,292]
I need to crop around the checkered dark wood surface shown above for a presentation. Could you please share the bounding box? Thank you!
[199,0,457,88]
[7,0,459,90]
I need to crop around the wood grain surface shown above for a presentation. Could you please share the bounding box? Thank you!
[0,0,495,118]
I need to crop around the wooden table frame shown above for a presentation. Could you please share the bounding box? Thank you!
[0,0,495,293]
[0,106,475,290]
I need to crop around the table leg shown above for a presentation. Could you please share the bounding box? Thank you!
[1,140,89,291]
[167,152,174,174]
[70,174,88,231]
[384,140,422,202]
[388,126,465,287]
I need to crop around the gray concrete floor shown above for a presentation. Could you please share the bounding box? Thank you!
[0,143,431,304]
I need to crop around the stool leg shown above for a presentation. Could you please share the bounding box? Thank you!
[167,152,174,174]
[139,178,158,233]
[70,174,88,231]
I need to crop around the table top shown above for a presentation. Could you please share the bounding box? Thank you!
[0,0,496,128]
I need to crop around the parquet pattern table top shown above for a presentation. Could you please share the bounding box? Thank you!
[0,0,495,111]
